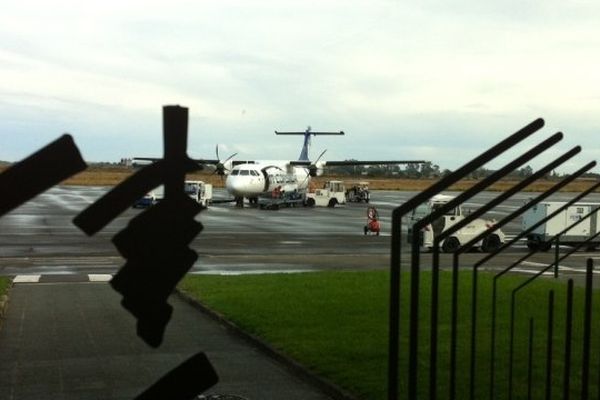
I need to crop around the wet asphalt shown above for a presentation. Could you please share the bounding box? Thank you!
[1,186,599,276]
[1,186,600,399]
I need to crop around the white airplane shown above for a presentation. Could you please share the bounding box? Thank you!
[222,127,425,206]
[135,127,425,207]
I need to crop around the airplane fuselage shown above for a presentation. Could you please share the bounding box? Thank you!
[225,161,311,199]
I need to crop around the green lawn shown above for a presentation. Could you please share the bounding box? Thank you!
[0,276,10,296]
[179,270,600,400]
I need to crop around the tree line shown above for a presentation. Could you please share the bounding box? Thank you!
[328,161,600,180]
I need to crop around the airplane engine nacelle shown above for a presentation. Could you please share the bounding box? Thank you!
[215,159,233,176]
[222,159,233,175]
[312,161,326,177]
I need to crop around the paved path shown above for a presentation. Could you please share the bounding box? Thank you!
[0,278,335,400]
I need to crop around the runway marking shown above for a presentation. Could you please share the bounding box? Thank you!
[279,241,303,245]
[191,269,315,276]
[569,254,600,259]
[88,274,113,282]
[369,201,405,207]
[12,274,116,283]
[13,275,41,283]
[521,261,600,274]
[511,268,555,276]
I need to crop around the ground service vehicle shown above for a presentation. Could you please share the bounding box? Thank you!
[346,181,370,203]
[132,185,164,208]
[522,201,600,251]
[305,180,346,207]
[407,194,505,252]
[184,180,213,208]
[258,188,305,210]
[364,206,380,235]
[132,192,156,208]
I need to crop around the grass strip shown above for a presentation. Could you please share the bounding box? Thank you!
[0,276,10,296]
[179,270,600,400]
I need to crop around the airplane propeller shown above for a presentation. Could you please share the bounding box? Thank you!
[308,149,327,177]
[299,149,327,188]
[213,145,238,177]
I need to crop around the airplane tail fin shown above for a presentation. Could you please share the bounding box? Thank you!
[275,127,344,161]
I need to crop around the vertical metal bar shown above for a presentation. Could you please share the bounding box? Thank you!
[469,263,478,400]
[490,279,498,400]
[554,235,560,278]
[545,291,554,400]
[429,240,440,400]
[563,279,574,400]
[388,211,402,400]
[449,253,459,400]
[580,259,593,400]
[408,239,421,399]
[508,292,516,400]
[527,318,534,400]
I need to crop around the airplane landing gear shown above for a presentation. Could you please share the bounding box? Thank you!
[235,197,244,208]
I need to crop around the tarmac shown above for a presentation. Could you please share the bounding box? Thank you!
[0,277,349,400]
[3,187,600,399]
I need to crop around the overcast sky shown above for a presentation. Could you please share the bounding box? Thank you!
[1,0,599,173]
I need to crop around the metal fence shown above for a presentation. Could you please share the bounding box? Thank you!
[388,119,600,399]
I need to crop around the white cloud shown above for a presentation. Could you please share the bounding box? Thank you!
[0,0,599,172]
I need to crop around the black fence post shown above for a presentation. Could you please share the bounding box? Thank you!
[580,258,593,400]
[563,279,574,400]
[527,318,534,400]
[545,290,554,400]
[554,235,560,278]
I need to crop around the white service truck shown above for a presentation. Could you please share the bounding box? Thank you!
[305,180,346,207]
[522,201,600,251]
[184,180,213,208]
[407,194,506,252]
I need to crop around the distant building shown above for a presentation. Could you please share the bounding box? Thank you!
[120,158,133,167]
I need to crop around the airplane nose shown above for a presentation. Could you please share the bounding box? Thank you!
[225,176,243,197]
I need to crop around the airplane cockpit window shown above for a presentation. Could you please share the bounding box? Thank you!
[240,170,249,176]
[250,170,259,176]
[231,170,239,176]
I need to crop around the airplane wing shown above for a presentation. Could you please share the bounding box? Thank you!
[135,157,425,168]
[324,160,426,166]
[133,157,246,175]
[133,157,220,164]
[275,131,344,135]
[289,160,426,166]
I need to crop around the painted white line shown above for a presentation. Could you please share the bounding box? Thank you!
[13,275,41,283]
[279,241,303,245]
[570,254,600,259]
[511,268,555,276]
[191,269,314,276]
[520,261,600,274]
[521,261,548,267]
[88,274,113,282]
